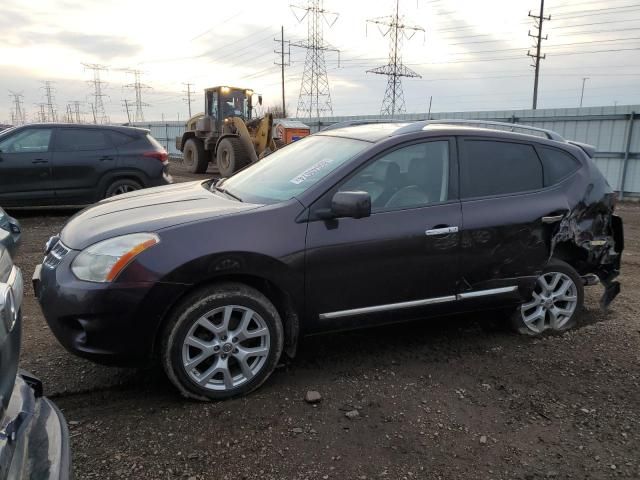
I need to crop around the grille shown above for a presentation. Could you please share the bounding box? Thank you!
[44,240,70,269]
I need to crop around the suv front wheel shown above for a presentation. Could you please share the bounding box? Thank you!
[162,283,284,401]
[512,258,584,336]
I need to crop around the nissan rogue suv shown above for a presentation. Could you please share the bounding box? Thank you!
[33,120,623,401]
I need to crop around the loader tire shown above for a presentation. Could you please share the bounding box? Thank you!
[217,137,249,178]
[183,138,208,174]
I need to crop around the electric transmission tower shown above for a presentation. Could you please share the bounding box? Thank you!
[183,82,194,118]
[71,101,84,123]
[42,81,58,122]
[35,103,47,123]
[82,63,110,124]
[124,69,150,122]
[291,0,340,120]
[8,91,25,125]
[366,0,424,116]
[527,0,550,110]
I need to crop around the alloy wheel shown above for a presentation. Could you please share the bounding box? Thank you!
[520,271,578,334]
[110,184,137,196]
[181,305,271,391]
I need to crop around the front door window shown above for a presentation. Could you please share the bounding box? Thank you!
[0,128,52,153]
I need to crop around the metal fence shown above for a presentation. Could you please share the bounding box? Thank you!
[135,104,640,198]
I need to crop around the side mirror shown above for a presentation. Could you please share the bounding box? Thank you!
[331,191,371,219]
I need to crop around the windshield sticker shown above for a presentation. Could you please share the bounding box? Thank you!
[289,158,336,185]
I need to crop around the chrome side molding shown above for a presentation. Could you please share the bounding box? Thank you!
[320,286,519,320]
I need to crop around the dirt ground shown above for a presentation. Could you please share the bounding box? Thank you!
[8,159,640,480]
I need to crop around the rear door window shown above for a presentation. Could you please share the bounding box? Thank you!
[54,128,111,152]
[537,146,580,186]
[460,139,543,198]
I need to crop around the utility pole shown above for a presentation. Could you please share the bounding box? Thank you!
[123,99,132,123]
[427,95,432,119]
[527,0,550,110]
[291,0,340,121]
[8,91,25,125]
[274,26,291,117]
[182,82,194,118]
[366,0,424,116]
[580,77,589,107]
[82,63,109,124]
[42,81,58,122]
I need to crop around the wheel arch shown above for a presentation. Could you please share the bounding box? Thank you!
[152,273,300,361]
[180,131,197,152]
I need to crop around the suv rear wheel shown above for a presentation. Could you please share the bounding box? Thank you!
[512,258,584,335]
[105,178,142,198]
[161,283,284,401]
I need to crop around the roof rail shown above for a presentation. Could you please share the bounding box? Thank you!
[394,119,566,141]
[320,118,407,132]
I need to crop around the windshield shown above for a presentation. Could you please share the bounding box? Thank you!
[221,90,249,119]
[220,135,369,204]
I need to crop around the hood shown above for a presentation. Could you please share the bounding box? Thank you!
[61,181,261,250]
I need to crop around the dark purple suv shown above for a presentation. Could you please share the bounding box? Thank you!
[33,121,623,401]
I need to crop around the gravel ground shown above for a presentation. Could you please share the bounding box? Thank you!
[8,160,640,480]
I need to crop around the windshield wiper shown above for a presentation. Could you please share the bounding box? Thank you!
[215,186,243,202]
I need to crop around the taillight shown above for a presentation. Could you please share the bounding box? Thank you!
[143,151,168,163]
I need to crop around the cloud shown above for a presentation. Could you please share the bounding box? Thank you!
[29,31,142,60]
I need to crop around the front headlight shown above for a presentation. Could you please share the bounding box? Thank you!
[71,233,159,283]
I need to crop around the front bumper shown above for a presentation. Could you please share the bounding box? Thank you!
[1,372,71,480]
[33,251,187,366]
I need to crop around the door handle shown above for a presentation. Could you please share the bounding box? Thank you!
[425,226,459,236]
[99,156,114,161]
[541,215,564,224]
[31,159,48,164]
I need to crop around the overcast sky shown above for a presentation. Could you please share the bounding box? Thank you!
[1,0,639,124]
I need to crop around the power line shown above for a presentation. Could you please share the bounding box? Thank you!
[291,0,340,120]
[366,0,425,116]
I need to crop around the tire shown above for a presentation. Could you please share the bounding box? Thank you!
[216,137,249,178]
[161,282,284,401]
[511,258,584,336]
[183,138,208,174]
[104,178,142,198]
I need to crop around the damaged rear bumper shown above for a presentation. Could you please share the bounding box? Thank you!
[597,214,623,308]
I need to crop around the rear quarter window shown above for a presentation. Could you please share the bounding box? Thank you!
[460,139,544,198]
[108,130,138,146]
[537,146,581,186]
[54,128,111,151]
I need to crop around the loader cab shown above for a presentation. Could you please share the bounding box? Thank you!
[205,87,255,126]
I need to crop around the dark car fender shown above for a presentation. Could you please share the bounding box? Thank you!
[119,201,309,358]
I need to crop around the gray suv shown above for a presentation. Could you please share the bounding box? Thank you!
[0,124,172,207]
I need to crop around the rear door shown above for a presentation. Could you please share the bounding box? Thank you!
[457,137,569,304]
[305,138,462,332]
[52,127,117,203]
[0,127,54,205]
